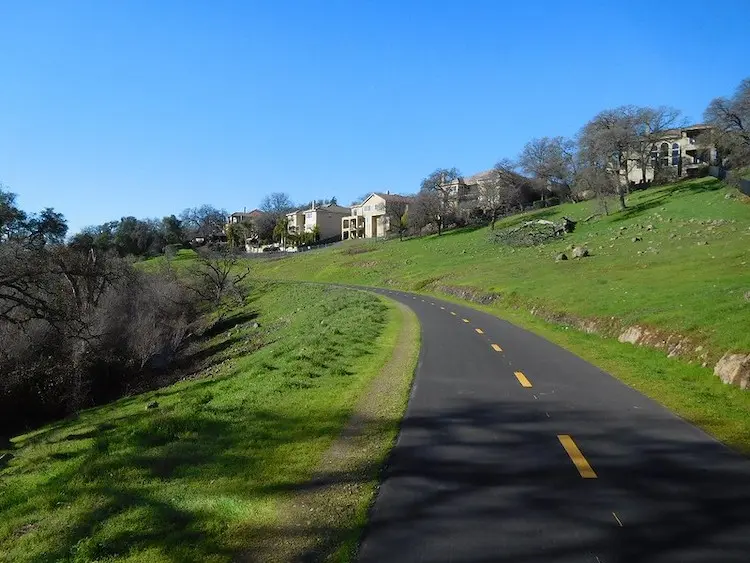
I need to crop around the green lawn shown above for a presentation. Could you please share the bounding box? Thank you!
[0,283,410,562]
[251,177,750,453]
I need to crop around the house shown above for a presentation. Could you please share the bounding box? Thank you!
[227,209,264,225]
[286,202,352,242]
[341,192,412,240]
[439,169,537,215]
[625,124,718,184]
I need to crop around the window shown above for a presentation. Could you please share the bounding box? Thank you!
[305,212,313,220]
[650,144,658,164]
[671,143,679,166]
[660,142,670,167]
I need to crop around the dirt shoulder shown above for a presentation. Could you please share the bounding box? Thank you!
[245,298,420,563]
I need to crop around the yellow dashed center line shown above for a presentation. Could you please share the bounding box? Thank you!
[514,371,532,388]
[462,318,470,323]
[491,344,503,352]
[557,435,597,479]
[450,312,457,316]
[440,306,445,310]
[475,328,484,334]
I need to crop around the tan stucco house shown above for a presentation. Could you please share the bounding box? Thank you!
[625,124,717,184]
[341,193,412,240]
[286,203,351,242]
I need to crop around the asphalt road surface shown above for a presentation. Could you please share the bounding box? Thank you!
[356,289,750,563]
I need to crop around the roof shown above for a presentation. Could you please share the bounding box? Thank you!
[229,209,264,217]
[288,203,352,215]
[372,192,413,203]
[462,168,533,186]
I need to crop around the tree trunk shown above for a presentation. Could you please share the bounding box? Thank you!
[491,211,497,230]
[616,185,626,210]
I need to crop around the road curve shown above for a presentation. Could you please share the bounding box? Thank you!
[355,288,750,563]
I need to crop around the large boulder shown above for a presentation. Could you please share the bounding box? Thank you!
[714,353,750,389]
[618,326,643,345]
[572,246,589,259]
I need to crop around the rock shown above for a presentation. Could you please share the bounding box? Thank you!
[252,322,260,329]
[572,246,589,259]
[744,291,750,302]
[698,241,709,245]
[146,401,159,410]
[555,253,568,262]
[725,193,734,199]
[646,224,654,231]
[619,226,627,231]
[632,236,642,242]
[618,326,643,345]
[714,353,750,389]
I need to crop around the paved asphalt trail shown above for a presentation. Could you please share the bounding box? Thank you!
[355,288,750,563]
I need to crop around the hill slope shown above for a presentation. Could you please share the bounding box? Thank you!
[257,177,750,359]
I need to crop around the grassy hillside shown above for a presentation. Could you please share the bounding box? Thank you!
[256,177,750,355]
[0,283,414,563]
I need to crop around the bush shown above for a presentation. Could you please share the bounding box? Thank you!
[0,245,199,435]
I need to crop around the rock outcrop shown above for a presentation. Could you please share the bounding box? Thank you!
[714,353,750,389]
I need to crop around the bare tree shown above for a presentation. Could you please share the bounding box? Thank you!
[408,190,441,235]
[631,106,684,183]
[385,200,409,241]
[704,77,750,168]
[420,167,461,235]
[517,137,575,204]
[179,205,228,240]
[257,192,296,243]
[478,159,529,229]
[577,107,642,210]
[186,246,251,313]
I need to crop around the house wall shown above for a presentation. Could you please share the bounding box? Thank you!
[626,128,717,184]
[309,209,349,239]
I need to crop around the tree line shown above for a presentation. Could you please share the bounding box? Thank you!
[415,76,750,234]
[0,188,253,436]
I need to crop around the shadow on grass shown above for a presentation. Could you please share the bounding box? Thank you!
[611,178,726,223]
[253,401,750,563]
[6,392,750,562]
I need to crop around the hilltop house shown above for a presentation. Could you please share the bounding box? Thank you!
[286,202,352,242]
[625,124,718,184]
[341,193,412,240]
[227,209,264,225]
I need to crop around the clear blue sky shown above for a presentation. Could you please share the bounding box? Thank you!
[2,0,748,233]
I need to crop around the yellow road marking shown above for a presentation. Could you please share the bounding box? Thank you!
[462,318,470,323]
[450,312,457,316]
[613,512,623,527]
[514,371,532,388]
[557,435,597,479]
[440,306,445,310]
[491,344,503,352]
[430,302,435,305]
[475,328,484,334]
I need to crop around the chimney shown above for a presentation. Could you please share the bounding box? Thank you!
[243,206,246,213]
[387,190,390,195]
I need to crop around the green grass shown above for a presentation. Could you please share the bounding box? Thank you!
[251,177,750,452]
[256,177,750,354]
[0,282,406,562]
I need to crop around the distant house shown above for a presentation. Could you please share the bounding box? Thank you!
[625,124,718,184]
[438,169,536,215]
[286,202,352,242]
[342,192,412,240]
[227,209,264,225]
